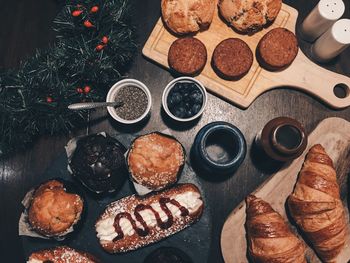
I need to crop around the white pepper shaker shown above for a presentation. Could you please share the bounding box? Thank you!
[312,19,350,62]
[301,0,345,42]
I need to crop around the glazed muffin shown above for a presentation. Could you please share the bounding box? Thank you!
[219,0,282,33]
[144,247,193,263]
[168,37,207,76]
[257,27,298,70]
[69,134,128,194]
[28,246,99,263]
[212,38,253,79]
[28,180,84,238]
[127,132,185,191]
[161,0,216,35]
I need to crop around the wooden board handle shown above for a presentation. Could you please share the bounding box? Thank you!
[257,51,350,109]
[287,52,350,108]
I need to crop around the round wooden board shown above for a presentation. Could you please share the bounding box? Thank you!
[220,117,350,263]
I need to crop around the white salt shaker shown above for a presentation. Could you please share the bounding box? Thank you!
[301,0,345,42]
[312,19,350,62]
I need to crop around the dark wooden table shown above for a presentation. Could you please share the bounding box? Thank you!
[1,0,349,262]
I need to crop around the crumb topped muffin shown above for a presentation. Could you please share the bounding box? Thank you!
[28,180,83,238]
[127,133,185,191]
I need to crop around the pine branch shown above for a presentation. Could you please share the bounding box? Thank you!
[0,0,136,157]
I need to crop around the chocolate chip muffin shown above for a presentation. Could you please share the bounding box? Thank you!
[28,180,84,238]
[127,132,185,191]
[144,247,193,263]
[69,134,128,194]
[212,38,253,80]
[168,37,207,76]
[257,27,298,70]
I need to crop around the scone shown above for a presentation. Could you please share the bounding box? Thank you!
[168,37,207,76]
[219,0,282,33]
[27,246,99,263]
[28,180,84,238]
[161,0,216,35]
[127,132,185,192]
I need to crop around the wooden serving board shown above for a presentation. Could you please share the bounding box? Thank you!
[221,117,350,263]
[142,4,350,109]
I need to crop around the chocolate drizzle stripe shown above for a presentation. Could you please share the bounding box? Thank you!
[113,197,189,241]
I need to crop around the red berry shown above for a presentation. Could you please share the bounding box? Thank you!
[83,20,94,28]
[84,86,91,93]
[90,6,99,13]
[76,87,83,93]
[72,10,83,17]
[46,96,53,103]
[95,44,105,51]
[102,36,108,44]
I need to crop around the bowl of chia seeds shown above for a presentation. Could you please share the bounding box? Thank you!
[106,79,152,124]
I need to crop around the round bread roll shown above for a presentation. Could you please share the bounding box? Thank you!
[219,0,282,33]
[168,37,207,75]
[257,27,298,70]
[212,38,253,79]
[161,0,216,35]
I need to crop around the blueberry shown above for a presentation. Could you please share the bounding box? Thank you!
[192,103,202,114]
[190,91,202,104]
[172,83,182,92]
[174,107,186,118]
[172,92,182,104]
[167,96,174,107]
[189,83,197,92]
[186,110,193,117]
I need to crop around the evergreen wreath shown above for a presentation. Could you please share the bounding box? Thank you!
[0,0,136,157]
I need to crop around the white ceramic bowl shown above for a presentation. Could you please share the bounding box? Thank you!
[106,79,152,124]
[162,77,207,122]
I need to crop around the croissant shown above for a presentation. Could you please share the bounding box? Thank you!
[246,195,306,263]
[288,144,347,262]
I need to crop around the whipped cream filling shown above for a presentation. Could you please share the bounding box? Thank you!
[96,191,202,241]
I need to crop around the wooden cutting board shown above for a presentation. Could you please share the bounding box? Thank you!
[142,4,350,109]
[220,117,350,263]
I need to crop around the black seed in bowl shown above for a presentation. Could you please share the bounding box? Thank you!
[114,86,148,120]
[167,82,203,119]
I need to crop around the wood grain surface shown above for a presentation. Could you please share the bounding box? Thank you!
[221,117,350,263]
[0,0,350,262]
[143,4,350,109]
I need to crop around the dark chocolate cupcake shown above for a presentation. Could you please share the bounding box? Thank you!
[144,247,193,263]
[69,134,127,194]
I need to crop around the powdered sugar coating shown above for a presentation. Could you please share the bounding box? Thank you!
[95,183,203,253]
[28,246,98,262]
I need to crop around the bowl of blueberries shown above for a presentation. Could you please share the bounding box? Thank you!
[162,77,207,122]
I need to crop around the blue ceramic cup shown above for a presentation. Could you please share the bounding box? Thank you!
[191,121,246,175]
